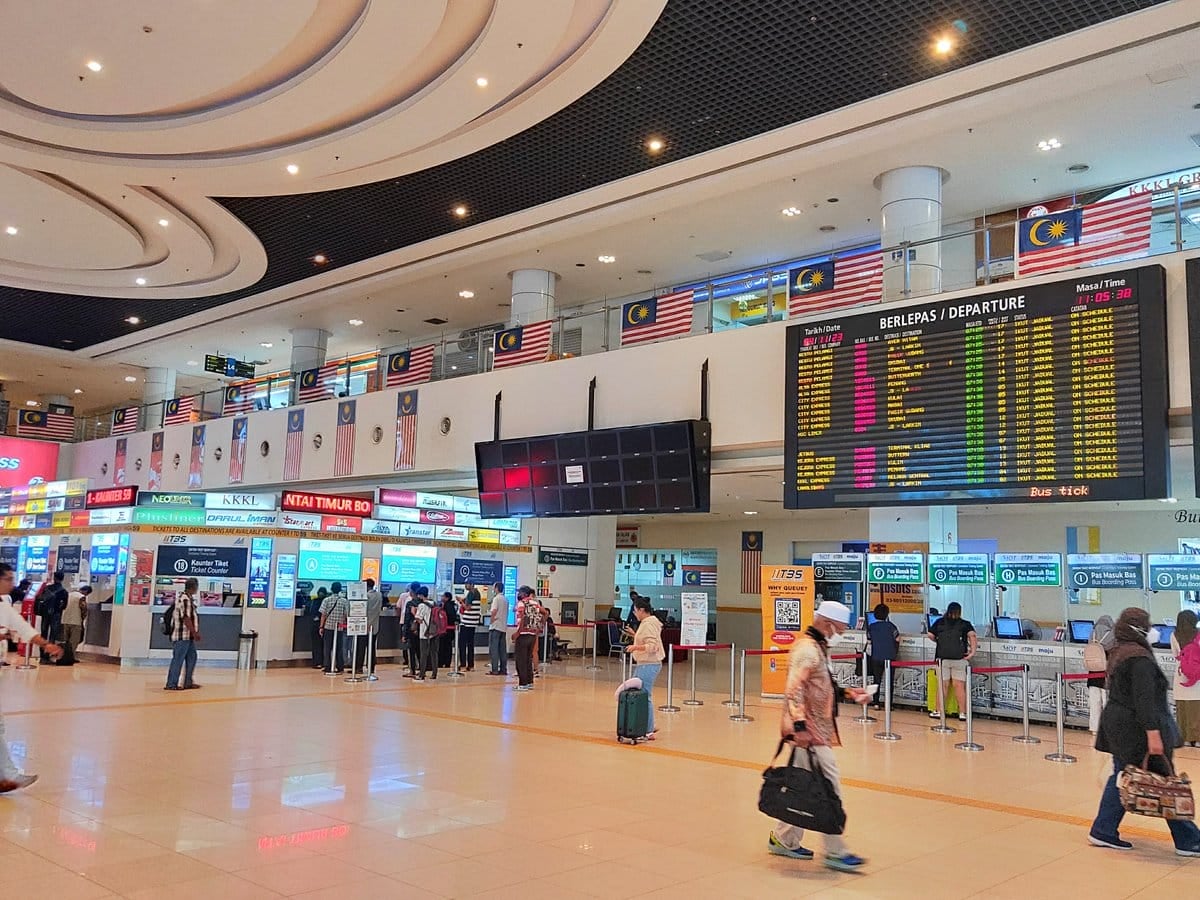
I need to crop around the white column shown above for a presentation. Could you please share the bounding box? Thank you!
[142,368,176,406]
[289,328,330,373]
[509,269,558,324]
[876,166,948,300]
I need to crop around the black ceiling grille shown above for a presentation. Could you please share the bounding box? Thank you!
[0,0,1171,349]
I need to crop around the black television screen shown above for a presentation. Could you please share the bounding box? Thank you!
[994,616,1023,639]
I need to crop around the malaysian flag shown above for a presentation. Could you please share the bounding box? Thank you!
[148,431,164,489]
[229,416,248,484]
[386,346,435,387]
[114,438,128,486]
[111,406,139,435]
[394,390,418,471]
[662,558,676,585]
[492,320,552,369]
[621,290,695,345]
[1015,194,1152,278]
[16,409,75,441]
[188,425,205,488]
[683,566,717,587]
[741,531,763,594]
[283,409,304,481]
[298,362,341,403]
[787,251,883,317]
[222,383,256,416]
[333,399,356,477]
[163,396,196,426]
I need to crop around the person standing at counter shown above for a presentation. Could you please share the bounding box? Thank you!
[866,603,899,711]
[1086,615,1116,735]
[438,591,459,669]
[1089,606,1200,856]
[1171,610,1200,747]
[513,586,544,692]
[413,587,438,681]
[61,584,89,658]
[0,563,63,791]
[165,578,201,691]
[38,572,68,659]
[303,590,322,669]
[319,582,348,675]
[926,601,976,722]
[401,583,421,678]
[487,582,509,676]
[458,588,481,672]
[361,579,383,675]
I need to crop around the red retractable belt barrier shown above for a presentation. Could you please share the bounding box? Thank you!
[971,665,1026,675]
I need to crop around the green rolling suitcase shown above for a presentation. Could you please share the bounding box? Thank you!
[617,688,650,744]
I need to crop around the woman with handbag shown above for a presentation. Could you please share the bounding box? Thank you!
[1088,607,1200,856]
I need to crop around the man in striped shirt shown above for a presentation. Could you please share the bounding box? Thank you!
[319,582,348,674]
[458,583,482,672]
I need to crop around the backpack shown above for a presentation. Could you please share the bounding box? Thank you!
[520,600,545,635]
[1180,638,1200,687]
[1083,637,1108,674]
[161,603,175,637]
[429,603,449,638]
[934,619,968,660]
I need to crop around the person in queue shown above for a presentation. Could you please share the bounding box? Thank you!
[512,586,544,691]
[360,578,383,675]
[625,596,665,739]
[61,583,90,657]
[1088,606,1200,855]
[164,577,201,691]
[926,601,976,721]
[413,587,438,681]
[768,600,870,871]
[402,582,422,677]
[1087,614,1117,735]
[458,585,481,672]
[438,590,459,669]
[487,581,509,676]
[38,571,68,658]
[319,581,348,674]
[866,603,899,711]
[304,589,323,669]
[1171,609,1200,747]
[0,563,63,791]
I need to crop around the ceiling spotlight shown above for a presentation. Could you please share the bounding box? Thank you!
[475,76,489,87]
[134,277,147,286]
[452,204,468,217]
[4,226,17,236]
[781,207,802,217]
[260,342,274,348]
[158,218,169,227]
[933,35,954,55]
[348,318,364,326]
[286,163,300,175]
[86,60,103,72]
[125,316,141,324]
[645,137,665,153]
[598,255,616,263]
[124,375,138,383]
[1037,138,1062,151]
[25,400,38,407]
[458,290,475,298]
[73,388,83,395]
[312,253,327,264]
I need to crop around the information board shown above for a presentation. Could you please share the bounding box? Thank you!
[1146,554,1200,591]
[1066,553,1144,590]
[89,533,121,576]
[785,266,1168,508]
[866,553,924,584]
[812,552,865,582]
[927,553,990,586]
[380,544,437,585]
[994,553,1062,587]
[273,554,297,609]
[680,592,709,646]
[297,539,362,582]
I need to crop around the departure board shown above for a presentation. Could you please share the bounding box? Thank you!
[785,265,1168,508]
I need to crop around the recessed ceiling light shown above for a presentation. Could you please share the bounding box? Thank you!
[452,204,468,217]
[25,400,38,407]
[124,375,138,383]
[458,290,474,298]
[475,76,488,87]
[348,318,363,326]
[86,60,103,72]
[73,388,83,395]
[781,207,802,217]
[645,137,665,153]
[933,35,954,55]
[4,226,17,236]
[312,253,327,264]
[125,316,141,324]
[186,360,199,366]
[598,255,616,263]
[286,164,300,175]
[134,277,146,286]
[158,218,169,227]
[260,342,274,348]
[1037,138,1062,152]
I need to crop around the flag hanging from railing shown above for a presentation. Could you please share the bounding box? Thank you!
[333,399,356,477]
[620,290,695,346]
[298,362,341,402]
[492,320,553,369]
[111,406,139,435]
[222,383,256,416]
[148,431,164,489]
[741,531,763,594]
[385,346,435,387]
[15,409,75,441]
[188,425,205,488]
[113,438,128,486]
[1015,194,1152,278]
[229,416,248,484]
[283,409,304,481]
[394,390,418,472]
[163,396,196,426]
[787,251,883,317]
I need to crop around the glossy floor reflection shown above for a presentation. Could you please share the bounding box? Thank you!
[1,655,1197,898]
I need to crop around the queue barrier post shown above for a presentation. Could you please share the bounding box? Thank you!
[659,644,680,713]
[729,649,755,723]
[447,624,464,680]
[722,643,739,708]
[931,660,957,734]
[586,621,601,671]
[1045,673,1086,764]
[684,648,703,707]
[1012,664,1039,744]
[874,660,937,741]
[366,626,379,682]
[344,632,364,684]
[954,664,983,751]
[324,630,340,677]
[849,652,875,724]
[539,622,549,676]
[16,639,35,670]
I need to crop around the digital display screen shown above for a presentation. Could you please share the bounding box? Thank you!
[89,533,121,576]
[380,544,437,585]
[993,616,1023,639]
[298,539,362,582]
[1068,620,1094,643]
[785,266,1168,508]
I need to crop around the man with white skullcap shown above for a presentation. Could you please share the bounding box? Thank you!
[768,600,870,872]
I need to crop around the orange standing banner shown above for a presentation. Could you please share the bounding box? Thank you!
[759,565,815,697]
[361,557,381,584]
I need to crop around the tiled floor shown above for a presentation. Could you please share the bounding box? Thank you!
[1,655,1196,898]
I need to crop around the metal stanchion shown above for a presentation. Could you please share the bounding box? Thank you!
[366,627,379,682]
[931,661,957,734]
[1012,665,1039,744]
[323,630,339,677]
[954,664,983,751]
[1044,675,1077,764]
[721,643,739,708]
[539,622,550,675]
[344,632,365,683]
[447,623,464,679]
[586,622,601,671]
[659,645,680,713]
[16,639,36,670]
[854,652,876,724]
[874,660,900,741]
[729,649,754,723]
[683,648,704,706]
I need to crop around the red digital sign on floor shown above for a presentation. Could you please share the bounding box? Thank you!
[0,436,60,490]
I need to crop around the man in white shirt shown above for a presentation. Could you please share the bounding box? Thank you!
[487,582,509,676]
[0,563,63,792]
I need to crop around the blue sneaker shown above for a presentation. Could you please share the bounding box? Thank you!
[768,833,813,860]
[823,852,866,872]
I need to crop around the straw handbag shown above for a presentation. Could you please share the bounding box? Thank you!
[1117,755,1195,820]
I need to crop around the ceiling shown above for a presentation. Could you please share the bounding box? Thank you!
[0,0,1175,360]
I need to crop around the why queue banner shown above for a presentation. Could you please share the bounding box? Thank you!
[759,565,814,697]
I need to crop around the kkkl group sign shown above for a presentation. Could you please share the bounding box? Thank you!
[155,545,249,578]
[205,492,276,511]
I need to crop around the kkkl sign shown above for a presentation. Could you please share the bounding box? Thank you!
[86,486,138,509]
[281,490,372,517]
[205,492,276,511]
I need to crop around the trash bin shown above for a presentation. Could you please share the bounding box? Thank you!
[237,630,258,671]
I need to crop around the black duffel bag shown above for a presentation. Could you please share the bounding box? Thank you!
[758,740,846,834]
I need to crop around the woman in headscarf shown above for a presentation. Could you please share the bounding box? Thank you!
[1087,615,1116,735]
[1088,607,1200,856]
[1171,609,1200,747]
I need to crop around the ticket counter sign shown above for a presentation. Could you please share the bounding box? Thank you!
[927,553,990,586]
[866,553,923,584]
[1147,555,1200,591]
[1067,553,1144,590]
[994,553,1062,587]
[760,565,815,697]
[812,553,865,582]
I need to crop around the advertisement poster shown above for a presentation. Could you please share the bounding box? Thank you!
[0,437,60,490]
[56,543,82,574]
[759,565,815,697]
[1181,538,1200,614]
[248,537,273,608]
[273,554,297,609]
[680,592,708,646]
[865,541,928,614]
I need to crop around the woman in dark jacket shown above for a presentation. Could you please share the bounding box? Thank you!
[1088,607,1200,856]
[438,592,459,668]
